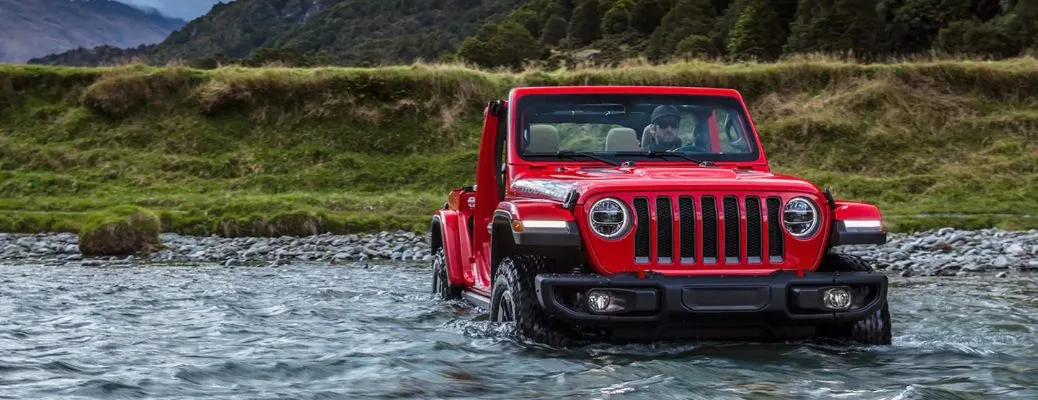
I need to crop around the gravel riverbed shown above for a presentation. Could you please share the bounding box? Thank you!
[1,228,1036,276]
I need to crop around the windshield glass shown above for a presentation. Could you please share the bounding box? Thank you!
[514,93,759,163]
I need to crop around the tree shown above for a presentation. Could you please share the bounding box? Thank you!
[543,0,576,19]
[458,20,541,69]
[936,19,1019,58]
[674,34,714,59]
[710,0,733,14]
[1010,0,1038,50]
[602,0,637,34]
[783,0,830,55]
[541,13,569,46]
[726,0,784,61]
[568,0,603,45]
[785,0,883,59]
[511,9,543,38]
[646,0,716,60]
[629,0,669,35]
[709,0,749,58]
[887,0,972,55]
[970,0,1002,21]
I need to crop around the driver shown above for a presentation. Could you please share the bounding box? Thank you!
[641,105,683,151]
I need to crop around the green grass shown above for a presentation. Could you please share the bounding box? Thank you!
[2,58,1038,236]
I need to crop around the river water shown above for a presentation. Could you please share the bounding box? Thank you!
[0,261,1036,399]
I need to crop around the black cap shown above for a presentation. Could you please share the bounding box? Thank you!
[651,105,680,123]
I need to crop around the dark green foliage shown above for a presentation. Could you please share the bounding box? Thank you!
[511,9,543,38]
[885,0,973,55]
[601,0,637,34]
[674,34,714,58]
[769,0,800,35]
[726,0,784,60]
[1010,0,1038,49]
[709,0,748,58]
[785,0,883,59]
[541,14,570,45]
[458,20,542,68]
[629,0,670,34]
[646,0,716,60]
[568,0,603,45]
[711,0,733,14]
[937,20,1019,58]
[971,0,1002,21]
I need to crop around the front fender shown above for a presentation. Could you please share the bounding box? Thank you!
[828,200,886,246]
[494,200,581,247]
[432,211,469,286]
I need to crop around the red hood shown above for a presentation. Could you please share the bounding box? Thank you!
[508,165,822,203]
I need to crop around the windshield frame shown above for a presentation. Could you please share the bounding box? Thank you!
[511,92,763,165]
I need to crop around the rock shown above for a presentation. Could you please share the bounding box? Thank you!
[997,271,1009,278]
[79,209,162,257]
[992,256,1011,269]
[1006,244,1027,256]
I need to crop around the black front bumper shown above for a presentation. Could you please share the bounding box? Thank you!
[535,270,887,332]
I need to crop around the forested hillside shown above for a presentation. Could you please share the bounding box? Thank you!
[31,0,525,67]
[457,0,1038,68]
[26,0,1038,68]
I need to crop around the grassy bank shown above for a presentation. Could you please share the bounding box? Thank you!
[1,58,1037,237]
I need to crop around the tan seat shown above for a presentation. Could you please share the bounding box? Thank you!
[527,124,560,153]
[605,127,640,151]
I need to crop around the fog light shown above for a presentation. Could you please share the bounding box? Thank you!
[586,289,625,313]
[822,287,852,310]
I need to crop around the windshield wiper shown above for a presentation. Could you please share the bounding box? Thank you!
[613,151,713,166]
[550,150,622,166]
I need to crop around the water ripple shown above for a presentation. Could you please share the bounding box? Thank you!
[0,262,1035,399]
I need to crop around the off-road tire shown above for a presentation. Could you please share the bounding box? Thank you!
[490,254,572,347]
[431,248,461,300]
[815,252,893,345]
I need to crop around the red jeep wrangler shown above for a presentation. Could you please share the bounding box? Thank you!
[430,86,891,346]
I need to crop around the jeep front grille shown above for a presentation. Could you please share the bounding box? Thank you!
[633,198,650,263]
[631,194,785,266]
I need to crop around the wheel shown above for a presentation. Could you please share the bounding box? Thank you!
[815,252,893,345]
[430,248,461,300]
[489,254,572,347]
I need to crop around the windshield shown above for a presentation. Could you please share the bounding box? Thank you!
[514,93,759,163]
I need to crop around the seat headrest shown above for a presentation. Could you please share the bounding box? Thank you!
[605,127,639,151]
[527,124,560,154]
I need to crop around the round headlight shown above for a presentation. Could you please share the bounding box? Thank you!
[783,197,820,239]
[588,198,630,239]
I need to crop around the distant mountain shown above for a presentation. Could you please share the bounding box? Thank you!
[30,0,526,67]
[0,0,186,64]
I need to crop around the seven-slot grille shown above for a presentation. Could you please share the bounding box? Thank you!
[631,195,785,265]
